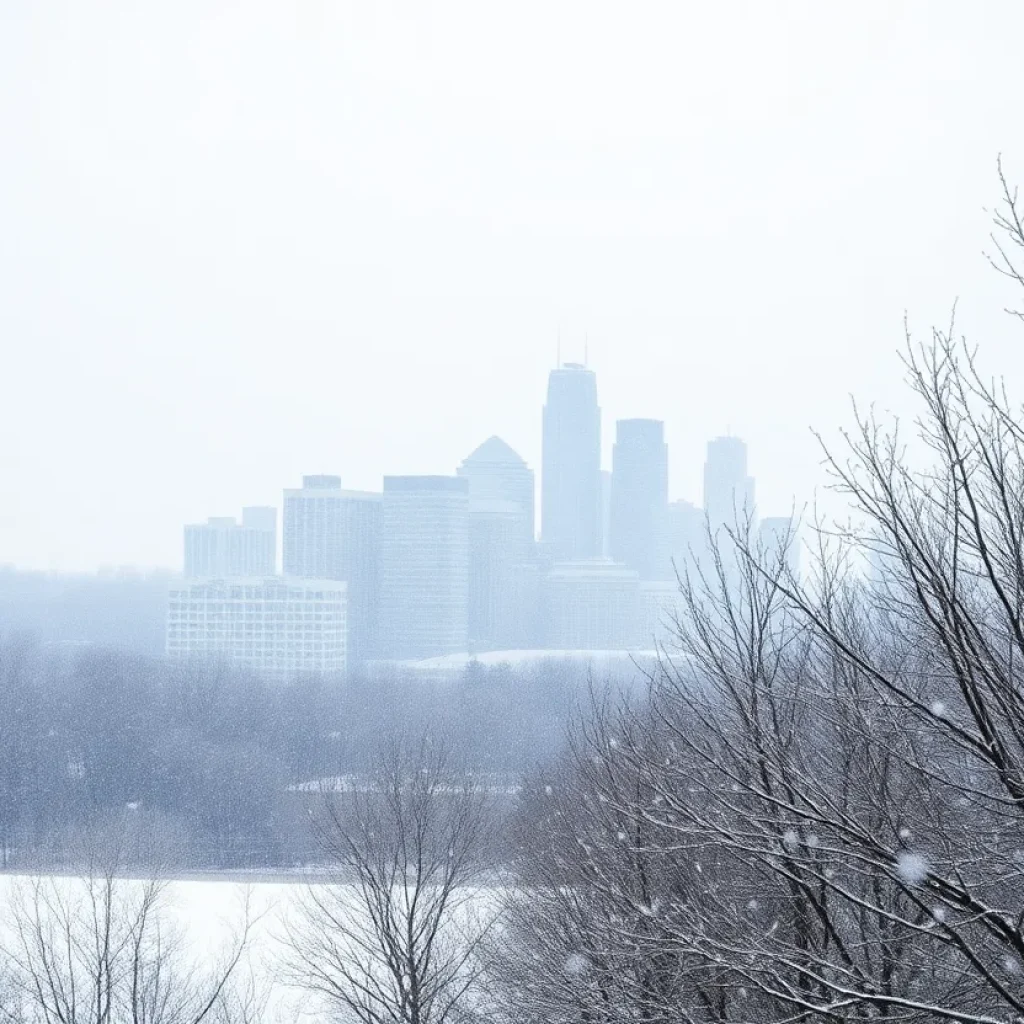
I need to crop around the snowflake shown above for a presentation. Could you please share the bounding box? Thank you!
[609,738,619,749]
[564,953,590,977]
[747,899,760,911]
[782,829,800,852]
[806,833,819,848]
[544,785,553,796]
[930,700,946,717]
[899,827,911,840]
[895,851,930,886]
[932,906,946,923]
[617,830,628,842]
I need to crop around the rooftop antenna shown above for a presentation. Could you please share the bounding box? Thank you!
[557,327,561,369]
[584,333,589,368]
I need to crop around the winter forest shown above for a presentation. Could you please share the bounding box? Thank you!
[0,175,1022,1022]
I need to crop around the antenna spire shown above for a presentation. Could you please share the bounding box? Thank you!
[584,333,589,367]
[556,327,561,369]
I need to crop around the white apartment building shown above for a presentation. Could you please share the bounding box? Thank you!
[166,577,347,677]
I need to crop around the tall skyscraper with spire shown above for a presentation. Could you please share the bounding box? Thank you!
[541,363,601,559]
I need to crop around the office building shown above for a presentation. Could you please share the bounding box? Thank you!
[183,507,276,578]
[541,363,602,559]
[546,558,639,650]
[166,577,347,676]
[283,476,382,665]
[458,437,536,651]
[703,436,755,533]
[666,499,705,577]
[380,476,470,659]
[638,580,682,650]
[609,419,669,579]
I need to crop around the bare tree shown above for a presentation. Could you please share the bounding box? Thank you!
[0,825,260,1024]
[287,735,497,1024]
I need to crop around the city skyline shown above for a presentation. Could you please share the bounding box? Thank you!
[5,3,1024,573]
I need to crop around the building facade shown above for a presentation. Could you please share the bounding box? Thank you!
[380,475,470,659]
[183,507,277,577]
[545,558,640,650]
[457,436,536,651]
[609,418,669,580]
[282,476,382,666]
[166,577,347,676]
[541,363,602,559]
[703,436,755,534]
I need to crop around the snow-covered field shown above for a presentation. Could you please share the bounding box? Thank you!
[0,874,502,1023]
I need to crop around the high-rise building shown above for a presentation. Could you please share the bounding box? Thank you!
[541,364,602,559]
[758,515,800,578]
[282,476,382,666]
[166,577,347,677]
[599,469,612,557]
[609,419,669,580]
[703,436,756,534]
[183,507,277,578]
[380,476,469,659]
[545,558,640,650]
[458,437,536,651]
[666,499,705,577]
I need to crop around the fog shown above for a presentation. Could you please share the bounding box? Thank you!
[3,1,1024,571]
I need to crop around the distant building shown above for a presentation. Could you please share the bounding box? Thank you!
[166,577,347,677]
[541,364,602,559]
[380,476,469,659]
[283,476,382,666]
[609,419,669,580]
[546,558,640,650]
[703,436,755,534]
[638,580,682,650]
[183,507,276,578]
[458,437,536,652]
[666,499,705,577]
[758,515,800,578]
[599,469,612,557]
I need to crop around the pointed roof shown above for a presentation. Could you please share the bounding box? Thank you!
[463,435,527,466]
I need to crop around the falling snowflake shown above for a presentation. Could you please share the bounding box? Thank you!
[782,829,800,852]
[932,906,947,923]
[930,701,946,717]
[747,898,760,911]
[617,830,628,842]
[895,851,930,886]
[564,953,591,977]
[544,785,553,796]
[899,827,911,840]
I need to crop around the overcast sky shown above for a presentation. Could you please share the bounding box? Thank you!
[2,1,1024,572]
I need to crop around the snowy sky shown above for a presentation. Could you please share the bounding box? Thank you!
[3,1,1024,571]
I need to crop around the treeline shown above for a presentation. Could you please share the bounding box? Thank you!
[0,637,594,870]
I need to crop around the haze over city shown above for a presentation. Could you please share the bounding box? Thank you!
[3,1,1024,571]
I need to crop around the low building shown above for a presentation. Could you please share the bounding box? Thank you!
[166,577,347,677]
[545,559,640,650]
[638,580,682,651]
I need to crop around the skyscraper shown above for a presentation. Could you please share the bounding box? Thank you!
[609,418,669,580]
[380,476,469,659]
[703,436,755,534]
[457,437,535,651]
[183,507,276,577]
[282,476,382,666]
[541,363,601,559]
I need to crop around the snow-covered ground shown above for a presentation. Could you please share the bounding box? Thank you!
[0,874,501,1023]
